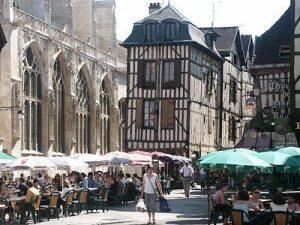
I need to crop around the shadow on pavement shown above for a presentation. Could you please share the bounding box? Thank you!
[165,219,209,224]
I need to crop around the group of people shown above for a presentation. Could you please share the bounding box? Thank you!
[213,183,300,225]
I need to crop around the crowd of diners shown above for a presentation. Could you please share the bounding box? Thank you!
[0,170,150,224]
[212,182,300,225]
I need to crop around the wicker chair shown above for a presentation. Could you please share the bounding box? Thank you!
[40,192,60,221]
[208,195,229,225]
[272,211,290,225]
[26,194,43,224]
[230,208,252,225]
[72,189,89,215]
[62,190,75,217]
[0,197,8,225]
[94,187,108,212]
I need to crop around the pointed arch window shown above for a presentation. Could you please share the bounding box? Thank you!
[22,46,42,152]
[75,70,90,153]
[99,81,110,154]
[52,59,65,153]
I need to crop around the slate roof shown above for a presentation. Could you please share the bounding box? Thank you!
[138,4,189,23]
[122,4,222,61]
[254,7,292,65]
[201,27,239,52]
[241,35,251,55]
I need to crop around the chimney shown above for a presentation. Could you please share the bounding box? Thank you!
[149,3,161,15]
[205,30,220,50]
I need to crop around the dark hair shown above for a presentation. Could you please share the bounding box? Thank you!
[221,183,229,188]
[19,178,25,183]
[272,192,286,205]
[146,164,153,171]
[26,180,33,188]
[251,187,260,193]
[237,190,249,201]
[88,172,93,177]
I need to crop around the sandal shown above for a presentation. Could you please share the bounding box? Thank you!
[152,220,156,224]
[147,220,152,225]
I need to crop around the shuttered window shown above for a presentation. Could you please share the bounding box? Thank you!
[163,61,175,88]
[230,79,237,103]
[228,116,237,141]
[136,99,143,128]
[161,99,175,129]
[138,61,156,88]
[144,23,157,42]
[143,100,156,128]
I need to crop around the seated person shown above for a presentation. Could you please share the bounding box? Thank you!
[250,187,265,211]
[270,191,288,212]
[213,183,231,224]
[288,195,300,212]
[233,190,253,225]
[18,178,28,196]
[0,180,9,198]
[20,180,40,223]
[59,180,73,206]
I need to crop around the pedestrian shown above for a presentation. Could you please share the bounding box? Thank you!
[180,162,194,198]
[141,164,163,225]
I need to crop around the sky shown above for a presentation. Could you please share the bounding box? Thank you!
[115,0,290,41]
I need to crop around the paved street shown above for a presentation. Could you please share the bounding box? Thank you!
[35,188,212,225]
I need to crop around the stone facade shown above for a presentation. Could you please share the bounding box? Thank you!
[0,0,126,157]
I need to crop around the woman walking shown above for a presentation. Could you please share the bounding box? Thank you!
[141,164,163,225]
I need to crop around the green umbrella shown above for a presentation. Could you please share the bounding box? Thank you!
[199,150,272,172]
[198,148,257,162]
[277,147,300,156]
[0,152,15,159]
[256,151,300,173]
[0,152,15,165]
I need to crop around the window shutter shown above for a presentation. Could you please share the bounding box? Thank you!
[168,100,175,128]
[161,100,175,129]
[137,61,145,87]
[161,100,168,129]
[175,59,181,87]
[136,99,142,128]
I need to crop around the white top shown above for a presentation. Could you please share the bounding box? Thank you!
[234,201,250,222]
[180,166,194,177]
[270,202,288,212]
[143,173,158,194]
[61,187,73,201]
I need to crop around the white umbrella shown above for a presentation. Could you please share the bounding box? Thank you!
[48,157,89,173]
[102,152,133,165]
[6,156,57,170]
[130,153,151,165]
[70,154,107,166]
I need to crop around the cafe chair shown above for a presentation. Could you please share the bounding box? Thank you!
[271,211,290,225]
[207,195,229,225]
[94,187,109,213]
[62,190,75,217]
[0,197,8,225]
[230,209,252,225]
[72,188,89,215]
[40,192,60,221]
[28,194,43,224]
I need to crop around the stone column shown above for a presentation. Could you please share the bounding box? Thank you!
[109,106,120,152]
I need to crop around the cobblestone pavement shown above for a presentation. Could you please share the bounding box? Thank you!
[28,188,217,225]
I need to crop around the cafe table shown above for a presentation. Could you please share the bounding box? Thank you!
[283,190,300,195]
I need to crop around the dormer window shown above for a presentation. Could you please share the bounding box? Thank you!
[279,45,290,58]
[164,22,178,41]
[144,23,157,42]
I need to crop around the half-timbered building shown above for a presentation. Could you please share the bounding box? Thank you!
[201,27,255,148]
[252,7,292,123]
[122,4,223,157]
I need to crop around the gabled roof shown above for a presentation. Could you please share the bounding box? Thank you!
[201,27,239,52]
[241,35,251,55]
[254,7,292,65]
[138,4,189,23]
[122,4,222,61]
